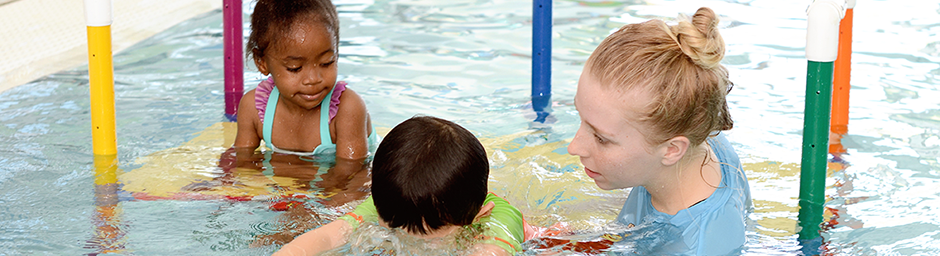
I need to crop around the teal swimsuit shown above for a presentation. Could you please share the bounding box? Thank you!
[255,80,379,180]
[260,82,379,158]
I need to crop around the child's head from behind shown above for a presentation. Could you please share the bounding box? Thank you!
[371,116,489,235]
[582,7,733,147]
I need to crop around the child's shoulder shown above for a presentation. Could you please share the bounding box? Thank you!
[331,81,369,119]
[337,196,378,229]
[335,81,362,101]
[479,193,525,253]
[237,88,261,122]
[247,79,278,122]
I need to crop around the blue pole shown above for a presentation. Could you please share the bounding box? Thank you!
[532,0,552,123]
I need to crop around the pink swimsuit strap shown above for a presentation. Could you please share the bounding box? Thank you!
[254,77,347,122]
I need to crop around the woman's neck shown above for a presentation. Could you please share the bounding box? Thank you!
[647,141,722,215]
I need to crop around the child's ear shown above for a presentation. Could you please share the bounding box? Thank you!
[473,201,496,222]
[661,136,691,166]
[254,56,270,76]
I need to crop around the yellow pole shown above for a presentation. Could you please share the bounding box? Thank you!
[84,0,125,254]
[94,154,118,185]
[87,24,117,156]
[84,2,123,253]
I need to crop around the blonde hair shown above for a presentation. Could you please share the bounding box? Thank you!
[586,7,733,146]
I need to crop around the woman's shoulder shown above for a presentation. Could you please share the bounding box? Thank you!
[709,133,750,205]
[709,133,741,169]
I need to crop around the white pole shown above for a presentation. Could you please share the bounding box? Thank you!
[805,0,845,62]
[83,0,113,26]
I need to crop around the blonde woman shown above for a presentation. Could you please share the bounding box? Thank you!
[567,7,752,255]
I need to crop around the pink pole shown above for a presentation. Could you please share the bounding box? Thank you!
[223,0,244,121]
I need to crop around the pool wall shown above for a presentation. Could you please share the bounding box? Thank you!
[0,0,221,93]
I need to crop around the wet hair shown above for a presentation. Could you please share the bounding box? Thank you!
[246,0,340,61]
[371,116,489,235]
[586,7,733,146]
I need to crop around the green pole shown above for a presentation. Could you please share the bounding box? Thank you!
[798,60,834,240]
[800,0,843,249]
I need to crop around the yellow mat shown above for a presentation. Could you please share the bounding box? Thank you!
[119,122,802,234]
[119,122,605,203]
[120,122,326,201]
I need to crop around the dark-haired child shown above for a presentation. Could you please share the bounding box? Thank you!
[274,116,528,256]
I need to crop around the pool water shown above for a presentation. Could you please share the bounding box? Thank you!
[2,0,939,255]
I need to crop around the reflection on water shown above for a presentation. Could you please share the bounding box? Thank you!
[233,150,372,247]
[322,222,486,256]
[85,155,127,256]
[522,219,686,255]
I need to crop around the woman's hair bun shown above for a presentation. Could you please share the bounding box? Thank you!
[672,7,725,69]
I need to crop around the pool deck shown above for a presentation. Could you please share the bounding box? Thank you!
[0,0,221,93]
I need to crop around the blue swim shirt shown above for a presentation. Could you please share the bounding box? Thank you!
[615,133,751,255]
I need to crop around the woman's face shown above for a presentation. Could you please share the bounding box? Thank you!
[567,66,666,191]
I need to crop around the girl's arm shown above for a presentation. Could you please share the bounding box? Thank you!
[233,89,262,150]
[231,89,265,168]
[330,88,371,161]
[273,219,353,256]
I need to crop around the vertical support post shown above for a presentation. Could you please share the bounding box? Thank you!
[84,1,124,253]
[531,0,552,123]
[829,0,854,154]
[799,0,844,248]
[85,0,117,156]
[799,60,834,237]
[224,0,244,122]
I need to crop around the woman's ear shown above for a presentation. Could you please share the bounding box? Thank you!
[661,136,690,166]
[473,201,496,223]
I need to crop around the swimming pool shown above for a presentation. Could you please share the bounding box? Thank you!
[1,0,938,255]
